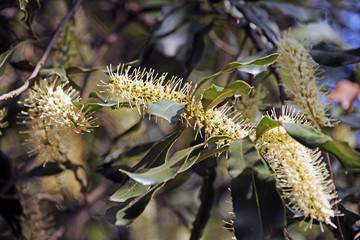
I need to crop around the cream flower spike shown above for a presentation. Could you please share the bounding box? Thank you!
[276,34,336,129]
[19,79,96,161]
[21,79,96,134]
[103,64,253,146]
[105,64,192,109]
[257,106,340,231]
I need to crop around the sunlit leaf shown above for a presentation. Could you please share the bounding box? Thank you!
[202,81,252,112]
[105,184,164,226]
[40,67,68,81]
[119,144,202,185]
[255,115,282,140]
[88,91,123,109]
[109,130,182,202]
[147,99,185,124]
[192,54,278,97]
[120,136,231,185]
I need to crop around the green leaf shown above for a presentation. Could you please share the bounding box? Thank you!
[109,180,150,203]
[228,0,278,44]
[192,53,279,97]
[228,138,269,179]
[194,145,229,165]
[311,42,360,67]
[65,66,101,75]
[0,42,25,78]
[282,122,332,149]
[190,169,216,240]
[202,81,252,111]
[255,116,282,141]
[256,116,360,171]
[72,101,106,112]
[119,135,231,185]
[337,204,360,240]
[237,53,280,66]
[0,151,23,235]
[236,65,268,76]
[231,170,285,240]
[257,2,325,23]
[320,140,360,171]
[109,130,183,202]
[40,67,68,81]
[88,91,123,109]
[105,184,164,226]
[119,144,202,185]
[16,0,40,24]
[10,60,35,72]
[147,99,185,125]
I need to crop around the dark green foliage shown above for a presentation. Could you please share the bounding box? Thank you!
[230,170,285,240]
[311,42,360,67]
[0,151,22,237]
[0,1,360,239]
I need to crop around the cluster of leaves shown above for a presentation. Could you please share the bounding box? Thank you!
[1,0,360,240]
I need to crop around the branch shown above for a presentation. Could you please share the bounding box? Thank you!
[243,21,287,105]
[0,0,85,102]
[325,152,345,240]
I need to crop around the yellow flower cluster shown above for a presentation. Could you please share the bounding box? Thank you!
[104,64,252,146]
[257,107,340,230]
[19,80,95,162]
[276,35,335,128]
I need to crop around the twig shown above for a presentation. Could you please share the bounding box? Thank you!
[64,160,87,195]
[226,35,248,85]
[209,31,237,56]
[242,20,287,105]
[80,2,160,97]
[0,0,85,102]
[283,228,294,240]
[325,152,345,240]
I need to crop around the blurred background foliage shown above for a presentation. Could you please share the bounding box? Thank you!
[0,0,360,239]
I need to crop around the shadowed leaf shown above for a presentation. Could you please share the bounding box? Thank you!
[23,162,64,178]
[231,169,285,240]
[282,122,332,148]
[320,140,360,171]
[257,2,325,23]
[228,138,269,179]
[311,42,360,67]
